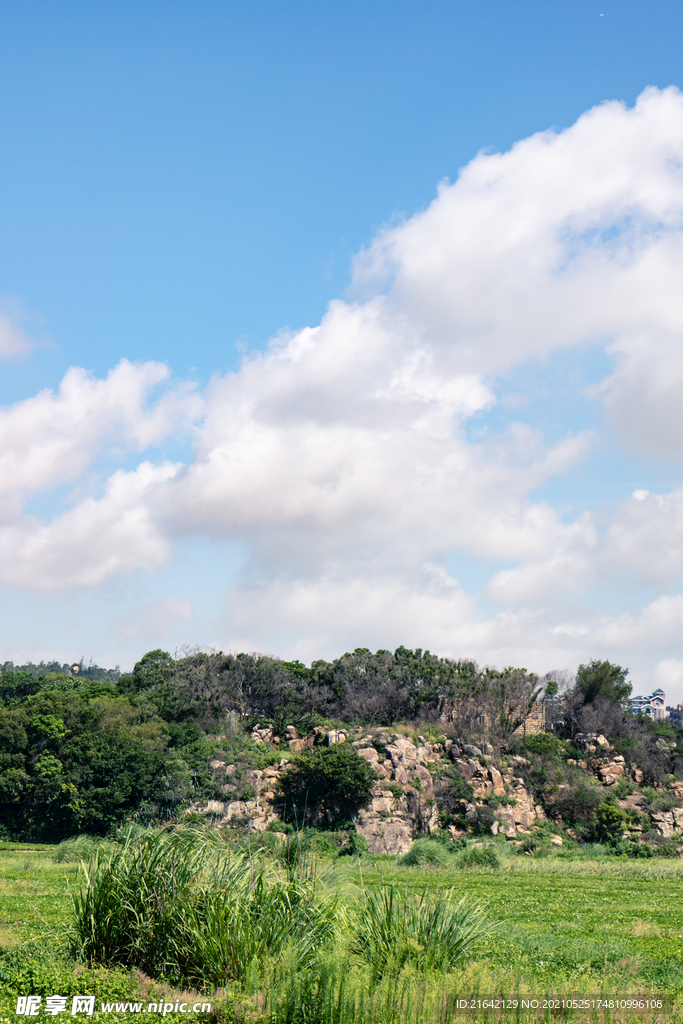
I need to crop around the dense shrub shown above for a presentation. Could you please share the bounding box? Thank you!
[398,838,450,867]
[456,845,501,870]
[278,744,375,826]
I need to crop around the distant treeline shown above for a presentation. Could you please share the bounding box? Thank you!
[122,646,514,730]
[1,658,120,683]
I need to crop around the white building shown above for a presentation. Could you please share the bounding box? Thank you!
[629,688,666,720]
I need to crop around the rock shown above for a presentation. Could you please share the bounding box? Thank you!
[209,759,227,773]
[285,725,298,740]
[596,735,609,747]
[358,746,379,763]
[599,764,624,783]
[463,744,483,758]
[514,805,536,829]
[408,764,434,796]
[483,742,494,756]
[489,766,506,796]
[354,815,414,855]
[203,800,225,815]
[510,755,530,768]
[313,726,327,743]
[371,797,394,814]
[226,801,249,820]
[386,737,418,761]
[651,812,674,838]
[325,729,346,745]
[289,738,309,752]
[550,836,563,846]
[672,808,683,830]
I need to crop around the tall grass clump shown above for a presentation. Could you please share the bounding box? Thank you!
[353,886,488,978]
[456,845,501,871]
[71,826,340,989]
[398,838,450,868]
[71,826,212,977]
[53,834,119,863]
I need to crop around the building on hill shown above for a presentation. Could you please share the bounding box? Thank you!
[666,703,683,726]
[629,688,667,720]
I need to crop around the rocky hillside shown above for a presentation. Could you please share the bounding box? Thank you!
[187,719,683,857]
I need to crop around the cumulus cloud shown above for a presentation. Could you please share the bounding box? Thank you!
[0,359,200,506]
[4,87,683,695]
[0,461,179,589]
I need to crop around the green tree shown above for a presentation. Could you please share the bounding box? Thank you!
[594,802,626,841]
[278,743,375,826]
[577,660,631,706]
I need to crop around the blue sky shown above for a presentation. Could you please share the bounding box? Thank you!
[2,1,683,698]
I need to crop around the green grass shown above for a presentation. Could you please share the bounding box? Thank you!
[3,836,683,1022]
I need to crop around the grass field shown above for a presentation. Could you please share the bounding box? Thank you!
[1,839,683,1023]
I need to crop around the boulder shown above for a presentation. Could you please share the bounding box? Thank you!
[632,767,644,784]
[358,746,379,763]
[489,766,506,796]
[325,729,346,745]
[284,725,298,740]
[226,801,250,820]
[651,812,674,838]
[203,800,225,815]
[463,744,483,758]
[672,808,683,830]
[354,815,414,855]
[550,836,563,847]
[373,730,392,746]
[386,737,418,761]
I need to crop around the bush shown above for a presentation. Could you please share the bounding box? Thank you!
[398,838,449,867]
[266,818,294,835]
[338,831,368,857]
[456,845,501,871]
[278,744,375,826]
[594,803,627,841]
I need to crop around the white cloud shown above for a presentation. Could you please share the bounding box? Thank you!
[4,88,683,698]
[0,359,201,506]
[0,461,179,589]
